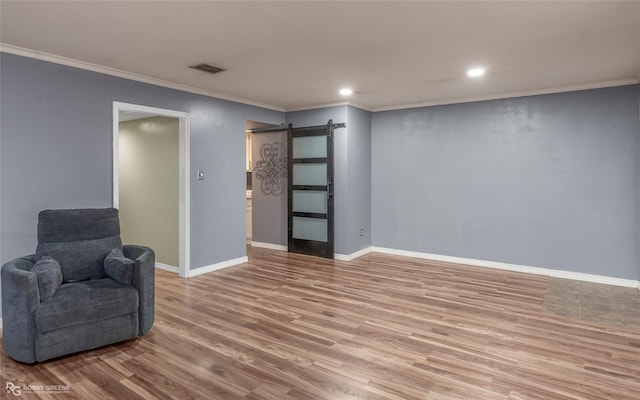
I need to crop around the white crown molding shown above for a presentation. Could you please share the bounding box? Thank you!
[3,43,637,117]
[371,247,640,288]
[372,79,640,112]
[251,241,288,251]
[286,100,373,113]
[0,43,286,113]
[271,79,639,113]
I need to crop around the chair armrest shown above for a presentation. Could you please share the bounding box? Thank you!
[123,245,155,335]
[1,255,39,363]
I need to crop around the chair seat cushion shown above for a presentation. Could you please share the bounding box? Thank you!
[35,279,138,333]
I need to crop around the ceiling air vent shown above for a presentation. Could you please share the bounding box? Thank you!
[189,63,225,74]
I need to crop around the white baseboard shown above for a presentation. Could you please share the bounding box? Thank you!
[371,246,640,288]
[155,262,179,273]
[250,243,375,262]
[251,241,288,251]
[249,242,375,261]
[186,256,248,278]
[335,246,373,261]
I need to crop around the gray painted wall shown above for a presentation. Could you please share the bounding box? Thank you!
[0,53,284,276]
[251,130,288,246]
[346,106,372,255]
[372,85,640,280]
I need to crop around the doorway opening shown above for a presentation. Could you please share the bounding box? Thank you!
[113,102,190,277]
[245,121,288,253]
[244,120,344,259]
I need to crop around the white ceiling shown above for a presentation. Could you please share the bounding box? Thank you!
[1,1,639,112]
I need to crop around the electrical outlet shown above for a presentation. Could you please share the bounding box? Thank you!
[360,228,364,237]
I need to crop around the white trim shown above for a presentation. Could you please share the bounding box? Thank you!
[0,318,3,330]
[251,241,288,251]
[113,102,191,121]
[112,105,119,208]
[113,101,191,278]
[371,79,640,112]
[335,246,373,261]
[156,262,179,274]
[179,116,191,279]
[1,43,285,112]
[287,101,373,113]
[283,79,638,113]
[249,242,375,261]
[7,44,635,115]
[371,247,640,288]
[186,256,248,278]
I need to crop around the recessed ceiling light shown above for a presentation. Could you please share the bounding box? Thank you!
[339,88,353,96]
[467,67,485,78]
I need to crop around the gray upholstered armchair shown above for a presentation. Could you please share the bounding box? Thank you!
[1,208,154,363]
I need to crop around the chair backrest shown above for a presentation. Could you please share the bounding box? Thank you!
[35,208,123,282]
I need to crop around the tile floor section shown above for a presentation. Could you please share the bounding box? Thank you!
[543,278,640,330]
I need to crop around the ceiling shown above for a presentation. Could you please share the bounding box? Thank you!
[1,1,639,112]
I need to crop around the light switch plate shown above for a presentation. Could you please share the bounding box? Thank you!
[197,170,205,180]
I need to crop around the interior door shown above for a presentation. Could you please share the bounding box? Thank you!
[288,120,335,258]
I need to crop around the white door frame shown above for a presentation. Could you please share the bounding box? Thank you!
[113,101,190,278]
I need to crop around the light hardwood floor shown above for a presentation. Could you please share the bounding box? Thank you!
[2,247,639,399]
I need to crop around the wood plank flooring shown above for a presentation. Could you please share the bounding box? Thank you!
[2,247,639,399]
[543,278,640,330]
